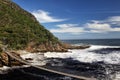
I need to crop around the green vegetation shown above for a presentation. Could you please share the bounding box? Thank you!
[0,0,59,50]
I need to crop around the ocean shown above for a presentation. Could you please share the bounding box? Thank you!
[45,39,120,80]
[62,39,120,46]
[1,39,120,80]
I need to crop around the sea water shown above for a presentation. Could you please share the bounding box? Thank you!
[44,39,120,80]
[1,39,120,80]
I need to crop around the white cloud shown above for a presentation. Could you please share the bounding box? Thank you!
[86,22,111,31]
[107,16,120,22]
[86,19,120,33]
[32,10,66,23]
[112,27,120,31]
[50,24,85,34]
[48,16,120,35]
[107,16,120,26]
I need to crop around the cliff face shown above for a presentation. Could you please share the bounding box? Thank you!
[0,0,67,52]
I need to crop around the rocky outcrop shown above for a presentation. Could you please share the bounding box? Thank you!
[0,0,91,67]
[0,0,65,51]
[25,42,90,53]
[62,43,90,49]
[0,0,90,54]
[0,52,23,67]
[0,52,9,66]
[26,42,68,52]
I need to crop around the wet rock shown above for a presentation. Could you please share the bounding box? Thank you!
[0,67,80,80]
[25,58,33,61]
[45,58,116,79]
[0,60,3,67]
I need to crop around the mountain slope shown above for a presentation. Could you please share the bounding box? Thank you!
[0,0,66,52]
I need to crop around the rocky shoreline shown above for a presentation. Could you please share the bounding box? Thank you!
[0,45,91,80]
[0,0,91,68]
[0,43,90,67]
[26,42,90,53]
[0,41,91,80]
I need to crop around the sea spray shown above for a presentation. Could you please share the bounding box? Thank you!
[44,45,120,80]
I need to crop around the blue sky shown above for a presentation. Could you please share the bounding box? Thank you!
[13,0,120,40]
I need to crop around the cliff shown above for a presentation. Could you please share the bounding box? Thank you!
[0,0,92,67]
[0,0,67,52]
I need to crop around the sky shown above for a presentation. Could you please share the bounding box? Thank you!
[13,0,120,40]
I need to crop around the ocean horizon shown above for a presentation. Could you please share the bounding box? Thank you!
[62,38,120,46]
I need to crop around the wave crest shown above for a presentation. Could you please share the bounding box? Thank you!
[45,45,120,64]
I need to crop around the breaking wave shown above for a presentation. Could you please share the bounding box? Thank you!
[45,45,120,64]
[44,45,120,80]
[1,44,120,80]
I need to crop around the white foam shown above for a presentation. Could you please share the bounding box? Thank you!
[86,45,120,50]
[0,65,31,74]
[113,72,120,80]
[104,72,118,80]
[0,66,10,70]
[20,51,46,66]
[44,45,120,64]
[44,47,120,80]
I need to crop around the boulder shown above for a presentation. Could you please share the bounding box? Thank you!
[0,52,23,66]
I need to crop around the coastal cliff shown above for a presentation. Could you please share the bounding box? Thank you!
[0,0,90,67]
[0,0,67,52]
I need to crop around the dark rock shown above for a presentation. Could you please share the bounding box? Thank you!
[0,59,3,67]
[25,58,33,61]
[0,67,80,80]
